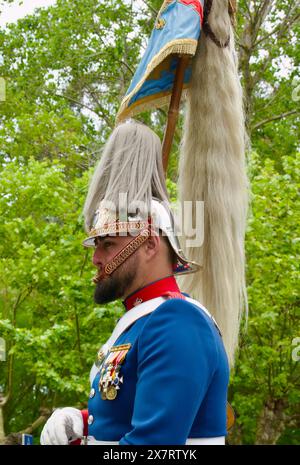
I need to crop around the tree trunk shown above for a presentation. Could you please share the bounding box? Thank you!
[255,399,288,444]
[0,406,5,445]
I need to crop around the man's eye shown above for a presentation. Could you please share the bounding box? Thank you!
[103,241,113,248]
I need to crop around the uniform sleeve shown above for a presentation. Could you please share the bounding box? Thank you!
[119,299,218,445]
[69,409,88,445]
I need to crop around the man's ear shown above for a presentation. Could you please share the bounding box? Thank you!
[143,234,160,258]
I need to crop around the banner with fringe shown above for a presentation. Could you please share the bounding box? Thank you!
[116,0,204,122]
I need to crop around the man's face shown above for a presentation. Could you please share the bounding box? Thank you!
[92,235,139,304]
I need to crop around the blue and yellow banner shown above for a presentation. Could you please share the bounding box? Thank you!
[117,0,204,122]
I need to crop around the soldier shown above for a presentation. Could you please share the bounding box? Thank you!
[40,120,230,445]
[41,0,247,446]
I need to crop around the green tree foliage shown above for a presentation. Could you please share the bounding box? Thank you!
[0,0,299,444]
[228,153,300,445]
[0,0,155,173]
[0,159,124,442]
[237,0,300,167]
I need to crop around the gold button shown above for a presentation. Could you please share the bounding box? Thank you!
[155,18,166,29]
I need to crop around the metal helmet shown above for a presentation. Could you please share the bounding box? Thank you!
[83,198,200,276]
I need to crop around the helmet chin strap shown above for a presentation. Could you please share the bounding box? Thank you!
[93,228,151,284]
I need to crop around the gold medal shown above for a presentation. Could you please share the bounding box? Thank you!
[106,385,117,400]
[97,344,131,401]
[97,350,105,364]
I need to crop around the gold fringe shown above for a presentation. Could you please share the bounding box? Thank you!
[118,88,189,122]
[116,39,197,122]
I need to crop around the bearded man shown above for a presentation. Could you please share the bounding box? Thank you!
[40,121,230,445]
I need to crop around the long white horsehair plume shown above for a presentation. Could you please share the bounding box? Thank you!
[83,120,169,231]
[178,0,249,366]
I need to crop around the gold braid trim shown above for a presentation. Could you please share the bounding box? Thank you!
[104,229,150,275]
[89,220,149,238]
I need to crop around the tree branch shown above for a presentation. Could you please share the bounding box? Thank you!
[252,110,299,130]
[255,87,281,113]
[255,9,300,48]
[251,51,273,88]
[52,91,98,115]
[20,409,52,435]
[251,0,275,44]
[118,59,135,77]
[20,416,47,435]
[84,84,114,129]
[141,0,158,17]
[243,0,253,22]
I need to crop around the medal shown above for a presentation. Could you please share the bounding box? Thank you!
[106,385,117,400]
[95,345,109,368]
[97,350,105,364]
[98,343,131,401]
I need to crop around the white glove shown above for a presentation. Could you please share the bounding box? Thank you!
[40,407,83,445]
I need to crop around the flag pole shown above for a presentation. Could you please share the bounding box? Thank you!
[162,55,190,174]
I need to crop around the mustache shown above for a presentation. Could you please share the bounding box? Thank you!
[93,268,106,284]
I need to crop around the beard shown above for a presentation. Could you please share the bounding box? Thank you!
[94,253,138,304]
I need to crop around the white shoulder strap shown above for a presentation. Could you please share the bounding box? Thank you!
[105,297,167,348]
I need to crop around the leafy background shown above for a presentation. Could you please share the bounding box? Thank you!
[0,0,299,444]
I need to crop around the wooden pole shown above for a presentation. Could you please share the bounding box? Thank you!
[162,55,190,174]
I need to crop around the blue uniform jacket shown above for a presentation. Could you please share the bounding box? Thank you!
[88,298,230,445]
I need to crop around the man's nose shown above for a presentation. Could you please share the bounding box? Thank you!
[92,247,102,267]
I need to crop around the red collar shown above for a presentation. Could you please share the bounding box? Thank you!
[123,276,184,311]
